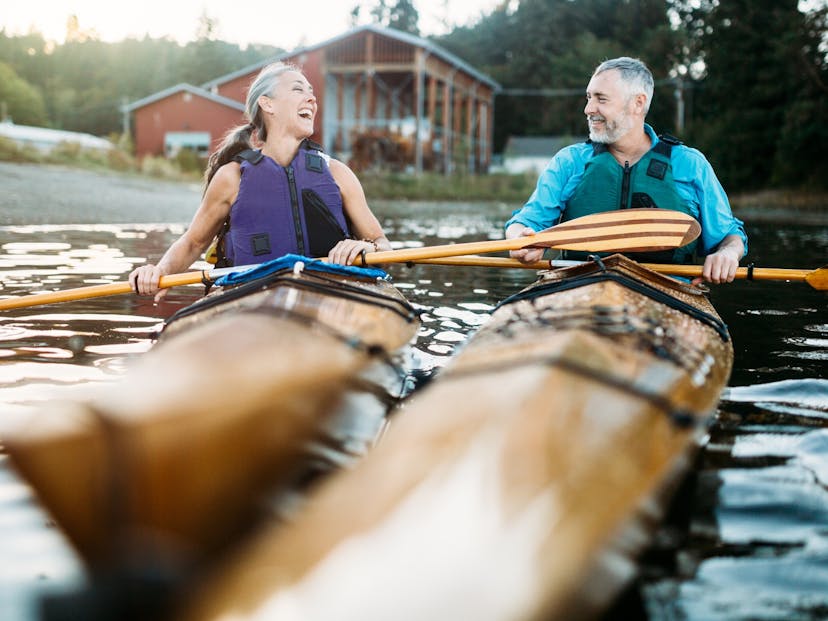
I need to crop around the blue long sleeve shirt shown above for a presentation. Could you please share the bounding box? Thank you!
[505,124,748,256]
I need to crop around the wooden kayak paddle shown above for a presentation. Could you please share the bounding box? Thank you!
[0,209,699,311]
[408,255,828,290]
[362,208,700,265]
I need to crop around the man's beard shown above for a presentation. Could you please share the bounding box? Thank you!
[587,111,633,144]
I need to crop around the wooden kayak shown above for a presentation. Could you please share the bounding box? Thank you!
[4,256,419,576]
[176,254,734,621]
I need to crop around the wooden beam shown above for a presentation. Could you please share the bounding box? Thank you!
[336,74,344,151]
[326,63,417,74]
[443,78,453,174]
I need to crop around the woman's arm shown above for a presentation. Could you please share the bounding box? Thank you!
[327,159,390,265]
[129,162,241,300]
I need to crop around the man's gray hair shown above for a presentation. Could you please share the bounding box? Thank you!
[594,57,654,113]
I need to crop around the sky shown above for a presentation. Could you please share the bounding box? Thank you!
[3,0,504,50]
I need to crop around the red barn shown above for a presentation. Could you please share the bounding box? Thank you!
[126,84,246,159]
[126,24,500,174]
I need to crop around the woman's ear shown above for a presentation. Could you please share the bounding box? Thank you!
[258,94,273,115]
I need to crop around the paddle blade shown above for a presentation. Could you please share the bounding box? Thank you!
[805,266,828,291]
[531,209,701,253]
[363,209,701,266]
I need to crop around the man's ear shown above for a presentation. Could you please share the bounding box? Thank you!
[633,92,648,115]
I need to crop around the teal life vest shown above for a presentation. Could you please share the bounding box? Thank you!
[563,135,699,263]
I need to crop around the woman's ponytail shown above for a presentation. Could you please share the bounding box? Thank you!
[203,123,255,188]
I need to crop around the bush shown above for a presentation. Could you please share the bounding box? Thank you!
[0,136,38,162]
[46,141,113,169]
[174,148,206,173]
[107,147,136,172]
[140,155,182,179]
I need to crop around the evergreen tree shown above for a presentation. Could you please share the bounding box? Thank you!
[770,4,828,189]
[362,0,420,34]
[672,0,819,191]
[438,0,679,150]
[388,0,420,34]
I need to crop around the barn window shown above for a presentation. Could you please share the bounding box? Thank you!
[165,131,211,158]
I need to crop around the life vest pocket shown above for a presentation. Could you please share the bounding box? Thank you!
[302,189,348,257]
[250,233,272,256]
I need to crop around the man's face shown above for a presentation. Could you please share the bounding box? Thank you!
[583,69,636,144]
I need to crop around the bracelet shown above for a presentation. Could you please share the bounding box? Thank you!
[360,238,379,251]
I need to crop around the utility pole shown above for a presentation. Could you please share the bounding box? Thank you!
[674,77,685,134]
[121,96,130,137]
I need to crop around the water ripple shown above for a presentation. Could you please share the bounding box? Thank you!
[723,379,828,413]
[715,464,828,545]
[675,549,828,621]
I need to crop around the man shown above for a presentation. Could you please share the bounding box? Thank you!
[505,57,747,285]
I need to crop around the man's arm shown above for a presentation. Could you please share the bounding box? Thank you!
[504,145,588,264]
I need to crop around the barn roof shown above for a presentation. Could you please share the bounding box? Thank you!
[201,24,500,92]
[124,83,246,112]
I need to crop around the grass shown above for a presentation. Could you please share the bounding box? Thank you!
[357,170,537,202]
[0,136,203,184]
[2,137,826,208]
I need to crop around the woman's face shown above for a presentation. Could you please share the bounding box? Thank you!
[259,70,317,138]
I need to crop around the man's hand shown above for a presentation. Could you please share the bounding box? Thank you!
[692,234,745,285]
[506,223,545,264]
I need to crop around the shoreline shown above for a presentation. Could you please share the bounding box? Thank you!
[1,161,826,226]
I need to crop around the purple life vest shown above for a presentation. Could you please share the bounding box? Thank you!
[222,141,350,266]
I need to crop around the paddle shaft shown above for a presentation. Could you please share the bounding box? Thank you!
[1,209,699,311]
[0,269,232,311]
[409,256,828,289]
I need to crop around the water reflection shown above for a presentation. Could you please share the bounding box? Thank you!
[0,205,827,621]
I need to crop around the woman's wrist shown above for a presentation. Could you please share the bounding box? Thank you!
[360,238,379,252]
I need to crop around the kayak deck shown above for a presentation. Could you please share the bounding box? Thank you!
[4,263,419,577]
[177,255,733,621]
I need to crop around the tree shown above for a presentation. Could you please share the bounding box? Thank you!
[438,0,680,150]
[387,0,420,34]
[355,0,420,34]
[0,62,48,126]
[770,4,828,188]
[671,0,823,191]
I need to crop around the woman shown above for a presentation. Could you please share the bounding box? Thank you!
[130,62,390,301]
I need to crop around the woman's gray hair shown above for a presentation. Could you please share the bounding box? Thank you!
[204,62,301,186]
[245,62,300,142]
[594,57,654,113]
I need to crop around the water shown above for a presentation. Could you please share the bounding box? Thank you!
[1,202,827,620]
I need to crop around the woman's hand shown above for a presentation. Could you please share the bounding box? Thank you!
[129,264,170,302]
[327,238,378,266]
